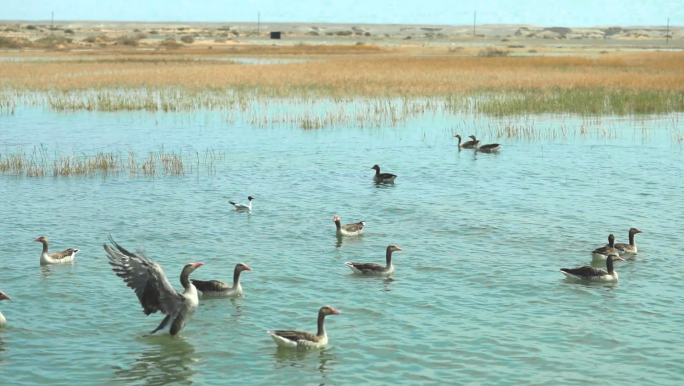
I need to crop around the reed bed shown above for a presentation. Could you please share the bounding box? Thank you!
[1,51,684,118]
[0,146,225,178]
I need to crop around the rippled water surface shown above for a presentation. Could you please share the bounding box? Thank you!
[1,108,683,385]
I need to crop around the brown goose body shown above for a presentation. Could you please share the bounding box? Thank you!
[371,164,397,183]
[268,306,340,349]
[561,254,624,282]
[333,215,365,236]
[592,234,621,261]
[34,236,79,265]
[345,245,402,276]
[191,263,251,297]
[454,134,478,149]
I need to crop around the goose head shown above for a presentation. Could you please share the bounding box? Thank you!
[387,245,403,253]
[247,196,254,201]
[0,292,10,301]
[607,254,625,263]
[608,234,616,246]
[182,262,204,275]
[468,135,477,141]
[235,263,252,272]
[629,228,644,235]
[371,165,381,171]
[332,215,341,223]
[454,134,462,139]
[319,305,341,316]
[34,236,48,243]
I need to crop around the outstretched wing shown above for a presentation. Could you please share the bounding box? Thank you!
[104,237,184,316]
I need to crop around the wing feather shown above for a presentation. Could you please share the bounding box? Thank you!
[104,237,184,316]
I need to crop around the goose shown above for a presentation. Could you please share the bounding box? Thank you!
[333,215,365,236]
[191,263,252,297]
[0,292,11,326]
[104,237,203,336]
[593,228,643,258]
[560,254,625,282]
[34,236,79,265]
[454,134,478,149]
[229,196,254,211]
[475,140,502,153]
[591,234,620,261]
[268,306,340,349]
[371,165,397,183]
[345,245,402,276]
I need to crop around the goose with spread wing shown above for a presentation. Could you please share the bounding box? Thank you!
[191,263,252,297]
[229,196,254,211]
[104,237,203,336]
[345,245,402,276]
[371,165,397,183]
[34,236,79,265]
[333,215,365,236]
[0,292,11,326]
[560,254,625,282]
[268,306,341,349]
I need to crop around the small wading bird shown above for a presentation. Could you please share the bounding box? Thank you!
[268,306,341,349]
[345,245,403,276]
[229,196,254,211]
[454,134,478,149]
[104,237,204,336]
[371,164,397,183]
[560,254,624,282]
[333,215,365,236]
[34,236,80,265]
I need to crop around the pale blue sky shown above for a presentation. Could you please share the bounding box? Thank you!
[3,0,680,27]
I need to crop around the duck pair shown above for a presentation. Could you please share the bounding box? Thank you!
[559,228,643,282]
[454,134,501,152]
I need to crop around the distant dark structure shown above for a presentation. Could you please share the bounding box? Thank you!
[270,31,281,39]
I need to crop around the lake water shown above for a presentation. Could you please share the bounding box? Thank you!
[1,107,683,385]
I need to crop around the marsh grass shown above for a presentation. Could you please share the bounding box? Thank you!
[0,146,225,178]
[1,51,684,118]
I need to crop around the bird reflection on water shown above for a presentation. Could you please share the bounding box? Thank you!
[112,336,198,386]
[272,347,337,380]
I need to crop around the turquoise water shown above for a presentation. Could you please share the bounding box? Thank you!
[1,108,684,385]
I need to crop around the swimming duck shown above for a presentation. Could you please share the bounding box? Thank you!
[268,306,341,349]
[591,234,620,261]
[229,196,254,211]
[454,134,478,149]
[333,215,365,236]
[371,165,397,183]
[191,263,252,297]
[560,254,624,282]
[34,236,79,265]
[345,245,402,276]
[593,228,643,258]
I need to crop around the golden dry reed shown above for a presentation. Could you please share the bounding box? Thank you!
[1,50,684,118]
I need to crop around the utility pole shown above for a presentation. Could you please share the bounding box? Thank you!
[473,11,476,37]
[666,18,670,44]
